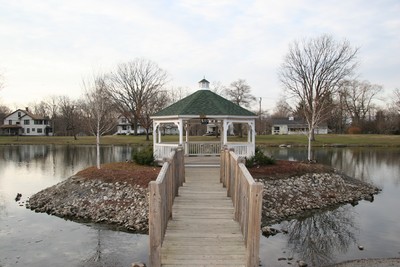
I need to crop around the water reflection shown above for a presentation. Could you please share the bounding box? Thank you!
[281,205,358,266]
[0,145,148,267]
[260,147,400,266]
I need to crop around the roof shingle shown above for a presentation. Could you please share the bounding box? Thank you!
[152,90,256,117]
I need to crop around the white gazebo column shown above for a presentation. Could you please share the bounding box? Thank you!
[222,120,229,146]
[174,119,184,145]
[184,122,190,156]
[249,120,256,156]
[153,121,160,146]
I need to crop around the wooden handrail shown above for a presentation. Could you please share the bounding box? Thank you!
[149,147,185,267]
[220,148,263,267]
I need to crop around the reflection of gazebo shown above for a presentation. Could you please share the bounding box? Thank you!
[151,79,257,161]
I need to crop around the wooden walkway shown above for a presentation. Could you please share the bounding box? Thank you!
[160,163,246,266]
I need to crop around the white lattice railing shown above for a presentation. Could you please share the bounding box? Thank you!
[186,141,221,156]
[154,142,254,160]
[226,143,254,158]
[154,143,180,161]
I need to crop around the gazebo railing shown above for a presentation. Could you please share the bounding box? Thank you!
[186,141,221,156]
[155,142,255,160]
[226,143,254,158]
[154,143,180,161]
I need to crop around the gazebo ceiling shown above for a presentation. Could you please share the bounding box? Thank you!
[152,89,257,118]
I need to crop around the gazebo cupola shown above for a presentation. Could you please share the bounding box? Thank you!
[199,78,210,90]
[151,78,258,162]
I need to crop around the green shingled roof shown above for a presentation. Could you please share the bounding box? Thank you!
[152,89,256,117]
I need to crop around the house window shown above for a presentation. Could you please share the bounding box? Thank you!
[37,128,43,133]
[122,125,127,130]
[24,120,30,125]
[8,120,12,125]
[121,118,127,123]
[27,128,30,133]
[34,120,42,125]
[32,128,35,132]
[18,112,21,117]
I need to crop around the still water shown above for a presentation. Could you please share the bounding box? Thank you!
[0,145,399,267]
[260,147,400,267]
[0,145,147,267]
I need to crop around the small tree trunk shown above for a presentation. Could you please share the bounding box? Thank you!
[96,131,101,169]
[145,128,150,141]
[307,130,312,162]
[310,128,316,141]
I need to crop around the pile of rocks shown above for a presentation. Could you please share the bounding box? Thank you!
[259,171,380,226]
[28,175,149,233]
[28,169,380,235]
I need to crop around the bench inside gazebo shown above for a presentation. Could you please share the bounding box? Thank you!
[151,79,258,162]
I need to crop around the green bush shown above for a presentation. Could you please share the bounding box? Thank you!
[132,147,155,166]
[245,147,275,168]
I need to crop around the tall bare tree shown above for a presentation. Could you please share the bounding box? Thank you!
[138,90,169,141]
[272,97,292,118]
[394,88,400,113]
[58,96,81,139]
[279,35,358,161]
[82,74,117,169]
[225,79,256,108]
[107,58,169,135]
[341,79,382,129]
[225,79,256,137]
[0,105,11,124]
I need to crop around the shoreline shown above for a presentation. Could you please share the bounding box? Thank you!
[28,164,380,235]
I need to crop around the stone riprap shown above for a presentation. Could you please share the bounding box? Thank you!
[28,170,380,234]
[28,175,149,233]
[260,171,380,228]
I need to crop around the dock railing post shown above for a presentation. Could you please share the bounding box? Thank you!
[149,147,185,267]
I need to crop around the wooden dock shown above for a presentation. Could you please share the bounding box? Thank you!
[161,164,246,267]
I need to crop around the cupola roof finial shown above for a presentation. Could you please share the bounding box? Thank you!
[198,77,210,90]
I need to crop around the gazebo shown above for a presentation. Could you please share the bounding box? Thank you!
[151,78,258,161]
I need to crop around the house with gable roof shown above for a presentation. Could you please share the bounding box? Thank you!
[0,108,52,136]
[271,117,328,135]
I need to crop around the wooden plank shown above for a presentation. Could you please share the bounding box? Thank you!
[160,165,246,267]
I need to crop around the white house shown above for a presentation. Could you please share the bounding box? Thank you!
[115,114,146,135]
[271,117,328,135]
[0,108,52,136]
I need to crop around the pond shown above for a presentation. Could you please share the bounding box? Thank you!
[0,145,399,266]
[0,145,147,267]
[259,147,400,267]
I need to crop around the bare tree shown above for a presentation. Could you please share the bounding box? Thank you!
[58,96,81,139]
[138,90,169,141]
[107,58,169,135]
[394,88,400,113]
[341,79,383,129]
[225,79,256,137]
[279,35,358,161]
[82,74,117,169]
[0,104,11,124]
[168,86,190,105]
[225,79,256,108]
[272,97,292,118]
[210,81,226,95]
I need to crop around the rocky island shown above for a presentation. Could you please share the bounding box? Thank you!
[28,160,380,235]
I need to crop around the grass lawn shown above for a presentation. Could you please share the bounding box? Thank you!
[0,134,399,147]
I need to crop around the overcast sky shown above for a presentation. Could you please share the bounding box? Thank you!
[1,0,399,112]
